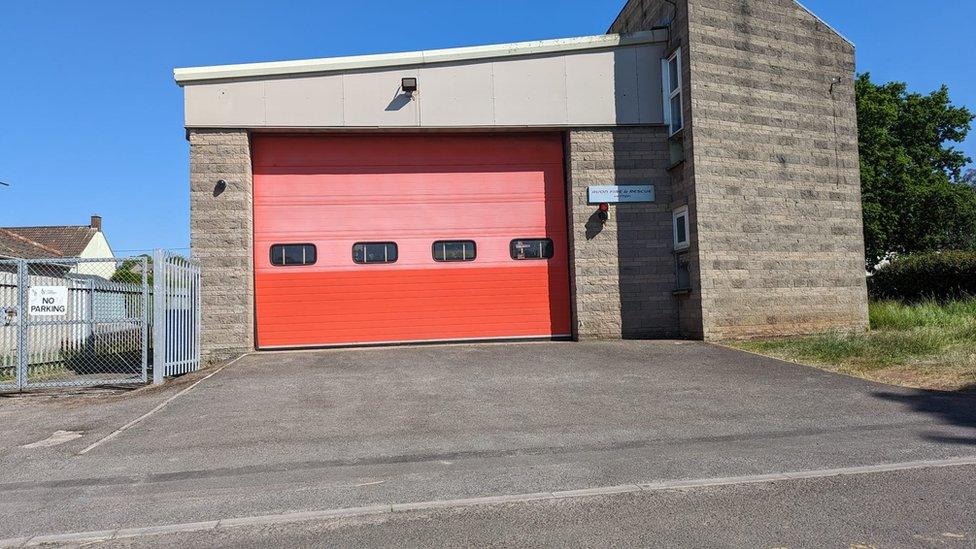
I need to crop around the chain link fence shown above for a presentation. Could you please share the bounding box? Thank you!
[0,260,21,391]
[0,253,200,392]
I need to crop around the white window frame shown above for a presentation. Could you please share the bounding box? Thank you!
[672,206,690,250]
[662,49,683,136]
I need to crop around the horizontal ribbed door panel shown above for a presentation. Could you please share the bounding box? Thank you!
[252,133,570,348]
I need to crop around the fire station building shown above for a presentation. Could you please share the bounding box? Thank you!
[176,0,869,359]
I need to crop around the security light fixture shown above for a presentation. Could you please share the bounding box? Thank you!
[597,202,610,223]
[214,179,227,197]
[401,77,418,94]
[829,75,843,94]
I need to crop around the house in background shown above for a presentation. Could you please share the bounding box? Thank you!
[0,217,136,371]
[0,215,115,277]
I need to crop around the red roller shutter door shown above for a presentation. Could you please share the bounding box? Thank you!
[252,133,571,348]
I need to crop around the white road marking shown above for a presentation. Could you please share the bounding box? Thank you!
[76,354,248,456]
[20,430,82,449]
[354,480,388,487]
[4,454,975,547]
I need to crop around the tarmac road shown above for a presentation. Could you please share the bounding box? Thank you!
[42,462,976,548]
[2,341,975,546]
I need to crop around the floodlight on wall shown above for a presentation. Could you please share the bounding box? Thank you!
[829,76,843,94]
[401,77,418,95]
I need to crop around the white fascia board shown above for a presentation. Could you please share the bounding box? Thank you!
[173,30,667,85]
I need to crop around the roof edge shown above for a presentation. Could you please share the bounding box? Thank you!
[1,224,95,230]
[173,30,667,85]
[793,0,854,47]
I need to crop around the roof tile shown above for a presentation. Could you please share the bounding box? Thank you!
[0,225,97,259]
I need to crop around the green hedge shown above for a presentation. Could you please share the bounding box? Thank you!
[869,251,976,301]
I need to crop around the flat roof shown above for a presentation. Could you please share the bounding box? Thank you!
[173,30,667,85]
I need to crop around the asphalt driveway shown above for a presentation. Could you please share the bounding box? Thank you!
[2,341,975,540]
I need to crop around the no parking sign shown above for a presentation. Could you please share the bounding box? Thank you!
[28,286,68,316]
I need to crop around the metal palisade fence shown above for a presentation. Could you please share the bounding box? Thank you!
[152,250,201,384]
[0,251,201,392]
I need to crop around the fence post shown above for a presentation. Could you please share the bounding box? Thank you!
[194,259,202,372]
[152,250,164,384]
[16,260,27,391]
[140,256,149,383]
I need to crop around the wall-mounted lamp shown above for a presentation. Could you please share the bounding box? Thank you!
[401,77,418,95]
[829,76,843,94]
[213,179,227,197]
[597,202,610,224]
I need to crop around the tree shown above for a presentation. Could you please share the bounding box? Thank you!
[855,73,976,267]
[110,255,153,284]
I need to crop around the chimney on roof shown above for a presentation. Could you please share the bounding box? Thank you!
[90,215,102,232]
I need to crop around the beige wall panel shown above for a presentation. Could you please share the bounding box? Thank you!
[565,49,622,124]
[264,75,344,126]
[416,62,495,126]
[183,47,667,128]
[185,81,266,127]
[341,69,419,127]
[636,44,664,123]
[476,56,568,126]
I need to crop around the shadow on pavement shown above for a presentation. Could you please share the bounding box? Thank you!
[874,385,976,446]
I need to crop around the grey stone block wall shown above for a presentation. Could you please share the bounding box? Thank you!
[188,129,254,360]
[611,0,704,339]
[685,0,868,339]
[566,128,679,339]
[612,0,869,340]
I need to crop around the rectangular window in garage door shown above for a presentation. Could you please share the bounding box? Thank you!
[270,244,317,266]
[510,238,554,260]
[433,240,476,262]
[353,242,398,264]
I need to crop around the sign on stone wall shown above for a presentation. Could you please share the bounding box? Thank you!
[587,185,654,204]
[28,286,68,316]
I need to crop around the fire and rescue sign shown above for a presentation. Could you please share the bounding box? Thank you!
[28,286,68,316]
[587,185,655,204]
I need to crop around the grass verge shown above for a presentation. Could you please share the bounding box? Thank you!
[728,299,976,392]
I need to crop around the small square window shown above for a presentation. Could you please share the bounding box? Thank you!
[673,207,690,250]
[353,242,398,264]
[432,240,476,262]
[270,244,316,266]
[510,238,554,260]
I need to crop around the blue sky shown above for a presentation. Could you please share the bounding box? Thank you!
[1,0,973,254]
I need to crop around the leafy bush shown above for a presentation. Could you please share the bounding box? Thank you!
[868,251,976,301]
